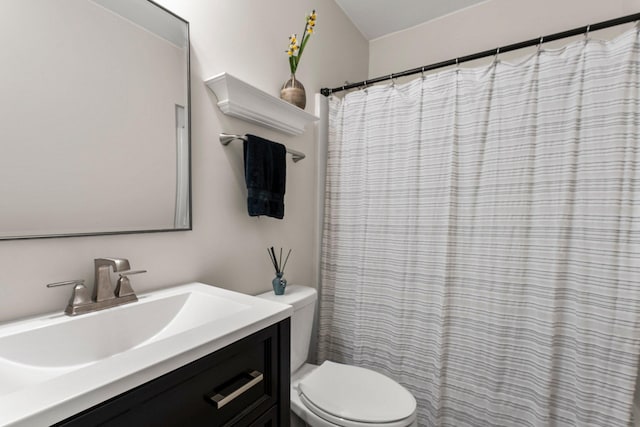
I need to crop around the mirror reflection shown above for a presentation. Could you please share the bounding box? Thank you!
[0,0,190,239]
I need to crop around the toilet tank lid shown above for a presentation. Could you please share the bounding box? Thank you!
[256,284,317,311]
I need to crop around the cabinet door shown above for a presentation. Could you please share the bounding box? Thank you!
[248,406,278,426]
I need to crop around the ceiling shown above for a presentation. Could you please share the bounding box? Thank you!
[334,0,488,40]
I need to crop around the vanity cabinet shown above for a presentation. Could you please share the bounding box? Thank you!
[54,319,290,427]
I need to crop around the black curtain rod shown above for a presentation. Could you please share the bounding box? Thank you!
[320,12,640,96]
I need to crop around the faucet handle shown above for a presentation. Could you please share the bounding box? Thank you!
[46,280,91,315]
[119,270,147,276]
[46,279,85,288]
[115,270,146,299]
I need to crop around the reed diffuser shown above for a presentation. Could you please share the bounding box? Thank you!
[268,246,291,295]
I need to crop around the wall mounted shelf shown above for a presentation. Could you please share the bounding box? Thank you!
[205,72,319,136]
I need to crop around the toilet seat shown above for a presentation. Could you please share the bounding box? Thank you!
[297,361,417,427]
[299,393,416,427]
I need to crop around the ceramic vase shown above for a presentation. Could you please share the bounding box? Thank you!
[272,272,287,295]
[280,74,306,109]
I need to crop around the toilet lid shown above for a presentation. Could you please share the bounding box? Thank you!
[298,361,416,424]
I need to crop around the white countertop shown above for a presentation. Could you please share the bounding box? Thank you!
[0,282,292,426]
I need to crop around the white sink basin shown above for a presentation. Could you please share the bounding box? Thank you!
[0,292,249,370]
[0,283,292,427]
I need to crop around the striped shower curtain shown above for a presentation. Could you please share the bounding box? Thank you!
[318,27,640,426]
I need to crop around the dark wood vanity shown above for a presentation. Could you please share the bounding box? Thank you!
[54,319,290,427]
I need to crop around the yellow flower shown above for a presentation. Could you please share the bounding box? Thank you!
[286,9,317,74]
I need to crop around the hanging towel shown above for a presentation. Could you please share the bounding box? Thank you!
[243,134,286,219]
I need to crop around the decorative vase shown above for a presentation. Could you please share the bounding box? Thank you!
[272,272,287,295]
[280,74,306,109]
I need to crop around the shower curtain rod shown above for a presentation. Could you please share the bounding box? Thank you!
[320,12,640,96]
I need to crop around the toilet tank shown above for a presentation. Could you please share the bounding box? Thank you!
[257,285,317,373]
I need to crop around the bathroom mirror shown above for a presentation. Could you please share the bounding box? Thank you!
[0,0,190,240]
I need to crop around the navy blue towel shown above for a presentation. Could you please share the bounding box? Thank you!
[243,134,286,219]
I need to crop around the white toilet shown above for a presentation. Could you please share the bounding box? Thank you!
[258,285,418,427]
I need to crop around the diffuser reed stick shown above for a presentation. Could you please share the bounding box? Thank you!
[281,249,292,273]
[267,246,292,274]
[267,248,279,273]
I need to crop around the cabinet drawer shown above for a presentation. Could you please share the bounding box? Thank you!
[57,324,280,427]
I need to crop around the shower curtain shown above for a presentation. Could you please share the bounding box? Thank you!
[318,27,640,426]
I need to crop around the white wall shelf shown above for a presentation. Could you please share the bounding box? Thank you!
[205,72,319,136]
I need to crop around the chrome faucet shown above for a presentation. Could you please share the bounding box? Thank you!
[47,258,146,316]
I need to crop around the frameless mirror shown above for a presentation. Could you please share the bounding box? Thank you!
[0,0,190,239]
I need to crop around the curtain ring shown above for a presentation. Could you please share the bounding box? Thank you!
[455,58,459,71]
[494,47,500,63]
[537,36,544,52]
[421,67,425,79]
[585,24,591,41]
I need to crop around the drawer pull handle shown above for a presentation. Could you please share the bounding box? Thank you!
[209,370,264,409]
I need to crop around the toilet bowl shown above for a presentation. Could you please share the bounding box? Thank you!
[258,285,417,427]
